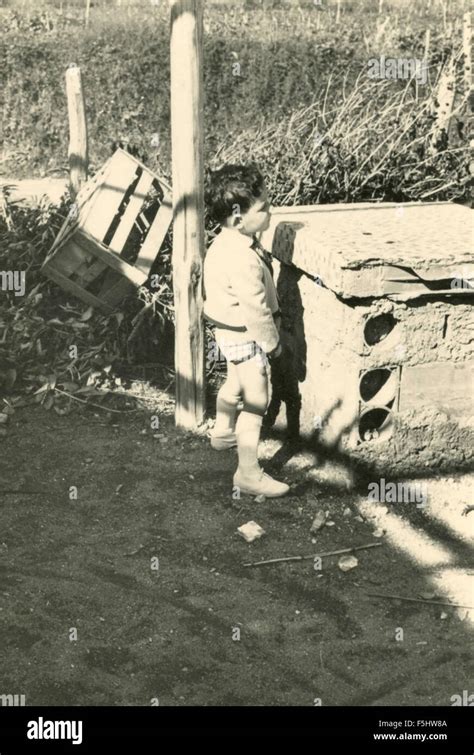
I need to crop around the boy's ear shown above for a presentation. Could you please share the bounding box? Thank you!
[230,213,243,228]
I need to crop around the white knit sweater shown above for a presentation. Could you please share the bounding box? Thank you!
[203,227,281,354]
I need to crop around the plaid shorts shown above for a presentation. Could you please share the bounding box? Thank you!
[214,329,266,366]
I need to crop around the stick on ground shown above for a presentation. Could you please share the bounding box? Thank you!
[367,592,473,610]
[243,541,382,568]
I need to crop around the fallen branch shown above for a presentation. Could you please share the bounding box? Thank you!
[243,541,382,568]
[367,592,474,610]
[53,387,139,414]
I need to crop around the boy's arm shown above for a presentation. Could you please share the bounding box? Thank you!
[230,251,280,355]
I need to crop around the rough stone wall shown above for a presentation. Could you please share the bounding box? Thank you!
[271,258,474,474]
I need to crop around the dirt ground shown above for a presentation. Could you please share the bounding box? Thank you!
[0,395,473,707]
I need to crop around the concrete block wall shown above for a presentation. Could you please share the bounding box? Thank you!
[261,203,474,474]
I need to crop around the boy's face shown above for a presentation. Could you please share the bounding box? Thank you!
[229,187,272,236]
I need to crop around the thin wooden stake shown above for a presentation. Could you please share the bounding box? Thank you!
[243,541,382,568]
[462,11,472,96]
[65,65,88,197]
[335,0,341,24]
[423,28,431,62]
[169,0,205,430]
[85,0,91,26]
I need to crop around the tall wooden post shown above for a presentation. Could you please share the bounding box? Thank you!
[65,65,88,197]
[85,0,91,26]
[463,11,472,97]
[169,0,205,429]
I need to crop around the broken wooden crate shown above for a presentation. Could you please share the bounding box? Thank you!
[42,148,172,312]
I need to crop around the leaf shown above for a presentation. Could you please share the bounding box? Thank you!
[43,394,54,410]
[60,382,80,393]
[80,306,94,322]
[4,368,16,390]
[75,387,103,396]
[33,383,50,395]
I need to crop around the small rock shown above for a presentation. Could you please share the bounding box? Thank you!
[140,429,147,435]
[311,538,317,544]
[338,555,358,572]
[295,610,300,615]
[416,641,428,645]
[189,474,194,480]
[255,494,266,503]
[326,520,335,527]
[85,458,93,464]
[115,484,124,494]
[373,528,385,538]
[0,413,9,425]
[354,515,364,523]
[440,611,448,620]
[343,507,352,518]
[419,591,436,601]
[310,511,326,533]
[237,521,265,542]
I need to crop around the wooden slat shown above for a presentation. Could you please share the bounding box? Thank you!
[46,238,90,278]
[100,277,134,307]
[42,265,113,312]
[80,150,140,242]
[135,194,173,276]
[96,268,123,297]
[74,257,107,287]
[108,170,154,255]
[76,231,148,286]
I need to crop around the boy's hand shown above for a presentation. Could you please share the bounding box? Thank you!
[269,342,282,360]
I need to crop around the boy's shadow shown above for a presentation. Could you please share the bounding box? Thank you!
[263,222,307,444]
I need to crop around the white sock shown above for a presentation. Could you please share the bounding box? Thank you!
[235,411,263,478]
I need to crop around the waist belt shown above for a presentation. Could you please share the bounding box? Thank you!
[205,311,281,331]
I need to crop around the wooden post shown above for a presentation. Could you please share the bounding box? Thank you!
[65,65,88,197]
[423,28,431,62]
[169,0,205,430]
[335,0,341,24]
[463,11,472,96]
[378,0,384,15]
[85,0,91,26]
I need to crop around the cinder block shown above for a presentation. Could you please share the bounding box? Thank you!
[260,202,474,473]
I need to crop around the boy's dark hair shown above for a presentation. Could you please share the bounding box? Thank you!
[205,164,265,224]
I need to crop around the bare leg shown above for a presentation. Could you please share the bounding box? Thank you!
[213,361,241,434]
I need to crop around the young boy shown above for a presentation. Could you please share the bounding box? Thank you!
[204,164,289,498]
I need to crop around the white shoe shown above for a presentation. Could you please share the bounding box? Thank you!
[233,468,290,498]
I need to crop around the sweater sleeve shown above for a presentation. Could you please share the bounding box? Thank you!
[229,250,280,354]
